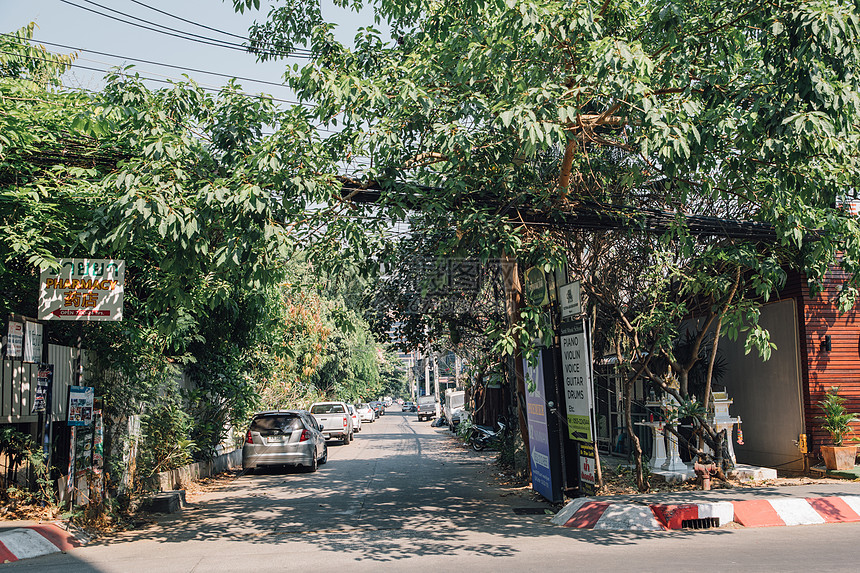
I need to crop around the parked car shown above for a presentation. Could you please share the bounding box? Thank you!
[310,401,354,444]
[347,403,362,433]
[369,401,385,416]
[242,410,327,473]
[416,395,440,422]
[402,401,416,412]
[356,403,376,422]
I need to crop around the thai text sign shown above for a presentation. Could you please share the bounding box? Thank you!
[6,321,23,358]
[579,442,597,495]
[524,353,559,502]
[39,259,124,321]
[560,319,594,442]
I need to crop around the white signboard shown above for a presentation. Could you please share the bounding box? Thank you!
[560,319,594,443]
[39,259,125,321]
[23,321,43,363]
[559,281,581,319]
[6,321,23,358]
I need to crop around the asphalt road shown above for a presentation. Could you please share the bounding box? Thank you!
[14,411,860,572]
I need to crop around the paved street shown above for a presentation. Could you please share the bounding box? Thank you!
[12,411,860,572]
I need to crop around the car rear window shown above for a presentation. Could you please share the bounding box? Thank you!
[418,396,436,404]
[250,415,304,432]
[311,404,345,414]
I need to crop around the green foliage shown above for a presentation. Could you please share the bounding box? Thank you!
[817,386,859,446]
[139,399,196,476]
[0,426,39,486]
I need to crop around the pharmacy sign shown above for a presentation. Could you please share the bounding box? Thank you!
[39,259,125,321]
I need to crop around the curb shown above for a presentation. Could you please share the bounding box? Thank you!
[552,496,860,531]
[0,522,86,564]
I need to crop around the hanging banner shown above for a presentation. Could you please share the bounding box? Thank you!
[6,321,23,358]
[68,386,94,426]
[39,259,125,321]
[524,352,561,502]
[560,319,595,443]
[32,363,54,415]
[23,321,43,363]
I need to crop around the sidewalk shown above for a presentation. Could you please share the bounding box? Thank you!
[0,520,87,563]
[552,482,860,531]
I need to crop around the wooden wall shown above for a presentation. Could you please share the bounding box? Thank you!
[786,269,860,452]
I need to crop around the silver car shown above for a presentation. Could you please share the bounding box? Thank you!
[243,410,328,473]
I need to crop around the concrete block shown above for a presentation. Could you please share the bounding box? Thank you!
[147,490,186,513]
[731,464,777,481]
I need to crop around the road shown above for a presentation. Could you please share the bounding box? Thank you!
[14,411,860,572]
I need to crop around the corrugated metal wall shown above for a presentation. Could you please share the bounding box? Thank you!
[794,268,860,452]
[0,344,90,424]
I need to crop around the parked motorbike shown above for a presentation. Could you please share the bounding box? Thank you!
[468,419,508,451]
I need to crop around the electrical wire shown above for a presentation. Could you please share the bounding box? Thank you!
[6,35,294,88]
[58,0,310,60]
[0,48,310,106]
[126,0,250,42]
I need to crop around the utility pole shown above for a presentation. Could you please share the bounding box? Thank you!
[424,351,431,396]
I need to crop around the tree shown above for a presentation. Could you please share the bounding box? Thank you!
[234,0,860,490]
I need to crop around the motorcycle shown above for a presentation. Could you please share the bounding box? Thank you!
[467,419,508,451]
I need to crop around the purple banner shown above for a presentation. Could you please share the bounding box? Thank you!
[523,353,558,502]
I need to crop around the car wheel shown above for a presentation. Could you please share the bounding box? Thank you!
[349,431,354,442]
[319,445,328,465]
[306,454,318,473]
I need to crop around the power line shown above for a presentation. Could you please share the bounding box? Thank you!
[58,0,310,60]
[126,0,249,42]
[0,48,309,106]
[8,34,294,89]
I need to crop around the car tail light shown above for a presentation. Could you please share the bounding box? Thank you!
[299,429,310,442]
[245,430,253,444]
[343,418,348,428]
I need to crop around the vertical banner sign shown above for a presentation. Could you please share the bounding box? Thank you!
[23,321,43,363]
[560,319,595,442]
[523,353,559,502]
[578,442,597,495]
[6,321,23,358]
[67,386,94,426]
[38,259,125,321]
[32,363,53,415]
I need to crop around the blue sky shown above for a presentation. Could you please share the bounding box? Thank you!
[1,0,378,100]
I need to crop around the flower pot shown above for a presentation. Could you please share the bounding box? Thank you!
[821,445,857,471]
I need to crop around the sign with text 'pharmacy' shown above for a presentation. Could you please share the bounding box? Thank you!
[39,259,124,321]
[560,319,594,443]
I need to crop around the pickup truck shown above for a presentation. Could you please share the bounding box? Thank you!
[416,395,440,422]
[309,402,354,444]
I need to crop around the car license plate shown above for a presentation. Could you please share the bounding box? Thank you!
[266,436,283,443]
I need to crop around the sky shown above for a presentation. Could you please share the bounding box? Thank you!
[1,0,379,101]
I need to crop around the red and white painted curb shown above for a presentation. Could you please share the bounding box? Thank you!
[0,523,83,563]
[552,495,860,530]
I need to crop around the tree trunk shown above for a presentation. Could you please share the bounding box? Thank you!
[501,255,531,475]
[623,379,648,492]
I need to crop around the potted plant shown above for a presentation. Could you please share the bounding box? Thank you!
[817,386,859,471]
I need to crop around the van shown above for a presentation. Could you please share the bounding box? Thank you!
[416,395,440,422]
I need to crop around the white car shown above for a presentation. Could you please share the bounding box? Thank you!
[348,404,362,433]
[356,403,375,423]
